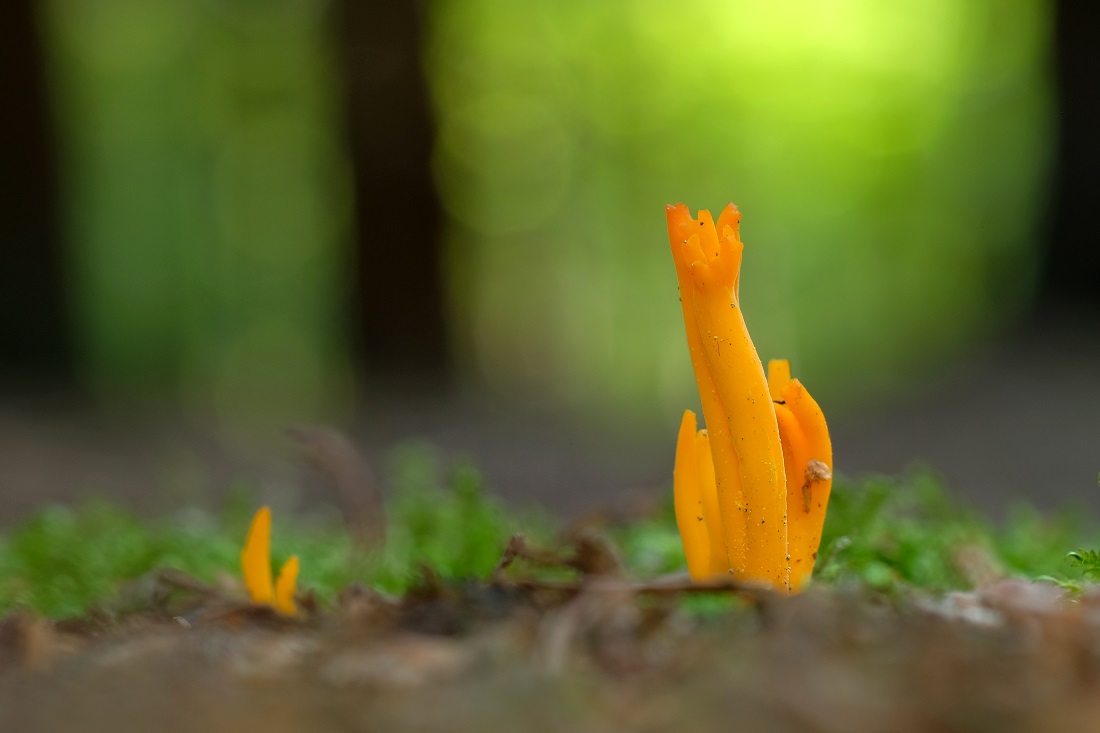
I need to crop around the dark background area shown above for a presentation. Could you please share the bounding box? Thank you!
[0,0,70,382]
[1040,1,1100,312]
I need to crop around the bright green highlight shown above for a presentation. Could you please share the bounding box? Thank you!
[430,0,1052,426]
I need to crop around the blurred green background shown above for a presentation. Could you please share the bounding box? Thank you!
[429,0,1052,428]
[5,0,1057,435]
[41,0,354,423]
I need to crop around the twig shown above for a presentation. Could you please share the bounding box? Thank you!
[509,574,778,601]
[287,426,386,548]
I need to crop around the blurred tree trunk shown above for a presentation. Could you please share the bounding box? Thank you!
[0,0,71,381]
[1041,0,1100,309]
[334,0,450,385]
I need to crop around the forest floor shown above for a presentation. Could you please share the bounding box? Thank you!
[3,562,1100,733]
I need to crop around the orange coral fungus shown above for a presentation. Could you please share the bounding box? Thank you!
[240,506,300,616]
[673,410,725,579]
[769,359,833,590]
[667,204,831,591]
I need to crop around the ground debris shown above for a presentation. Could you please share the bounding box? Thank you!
[320,633,478,688]
[3,582,1100,733]
[7,556,1100,731]
[0,614,83,672]
[286,426,385,548]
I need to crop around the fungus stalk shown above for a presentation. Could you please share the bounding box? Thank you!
[240,506,300,616]
[667,203,832,592]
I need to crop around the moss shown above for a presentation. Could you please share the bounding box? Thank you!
[0,453,1093,619]
[0,443,551,618]
[618,470,1097,595]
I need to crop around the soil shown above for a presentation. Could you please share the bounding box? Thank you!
[2,569,1099,733]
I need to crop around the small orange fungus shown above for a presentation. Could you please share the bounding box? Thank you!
[667,203,832,592]
[240,506,300,616]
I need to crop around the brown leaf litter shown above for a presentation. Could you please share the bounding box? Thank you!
[5,532,1100,732]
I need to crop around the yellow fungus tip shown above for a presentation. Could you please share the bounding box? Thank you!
[274,555,300,616]
[241,506,274,604]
